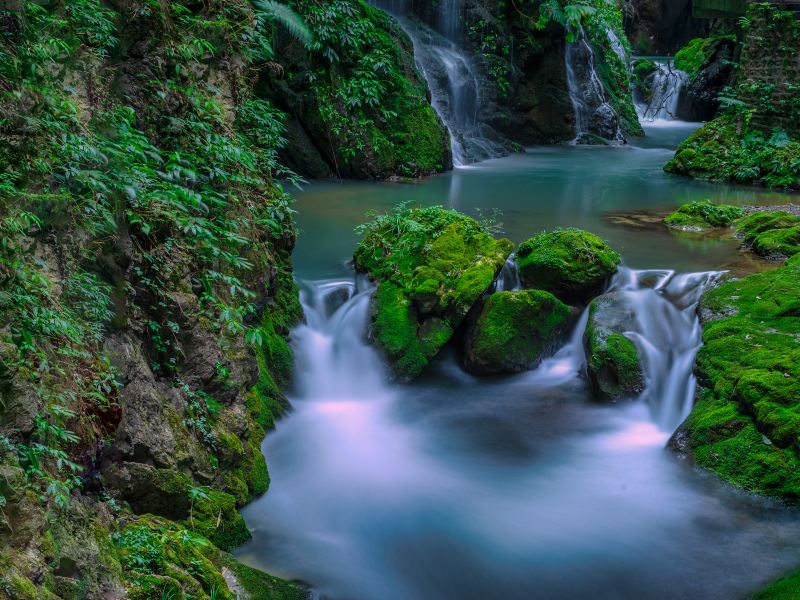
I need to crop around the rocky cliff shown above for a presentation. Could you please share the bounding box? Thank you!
[0,1,308,597]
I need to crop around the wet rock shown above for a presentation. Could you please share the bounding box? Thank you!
[463,290,575,375]
[354,206,513,379]
[517,228,621,304]
[583,293,644,401]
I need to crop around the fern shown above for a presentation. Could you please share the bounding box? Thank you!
[252,0,313,47]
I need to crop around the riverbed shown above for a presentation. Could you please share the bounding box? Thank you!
[237,124,800,599]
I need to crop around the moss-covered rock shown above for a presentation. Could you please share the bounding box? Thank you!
[184,490,251,552]
[354,205,514,379]
[584,293,645,401]
[117,516,305,600]
[736,211,800,259]
[664,200,743,231]
[516,229,621,304]
[671,254,800,499]
[462,290,574,375]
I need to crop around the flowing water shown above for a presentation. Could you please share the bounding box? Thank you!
[237,124,800,598]
[565,30,624,144]
[637,60,689,122]
[368,1,508,165]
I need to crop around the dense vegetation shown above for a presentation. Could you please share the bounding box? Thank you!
[0,0,308,596]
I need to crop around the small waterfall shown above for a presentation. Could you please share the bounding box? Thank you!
[368,0,508,165]
[293,277,389,399]
[565,31,624,144]
[601,268,723,431]
[606,28,628,66]
[637,61,688,122]
[496,256,521,291]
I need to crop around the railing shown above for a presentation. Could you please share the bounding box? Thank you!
[693,0,800,18]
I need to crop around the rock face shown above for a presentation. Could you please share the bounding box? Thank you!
[624,0,710,55]
[262,0,452,179]
[0,1,306,597]
[354,206,514,379]
[463,290,574,375]
[516,229,621,304]
[583,293,645,401]
[677,36,738,121]
[670,253,800,500]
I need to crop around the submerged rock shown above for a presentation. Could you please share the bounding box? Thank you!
[516,228,621,304]
[584,293,644,401]
[671,253,800,500]
[354,206,514,379]
[462,290,574,375]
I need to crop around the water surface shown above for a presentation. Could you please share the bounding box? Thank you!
[238,126,800,599]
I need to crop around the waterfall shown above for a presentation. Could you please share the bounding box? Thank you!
[368,1,508,165]
[495,256,521,291]
[606,28,628,66]
[637,61,688,122]
[564,31,624,144]
[601,267,723,431]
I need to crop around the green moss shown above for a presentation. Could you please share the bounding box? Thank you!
[664,200,744,230]
[678,258,800,499]
[8,575,37,600]
[245,430,270,496]
[674,36,735,80]
[185,490,251,552]
[516,228,621,303]
[219,554,308,600]
[735,212,800,259]
[755,568,800,599]
[464,290,573,375]
[354,206,513,379]
[584,298,644,400]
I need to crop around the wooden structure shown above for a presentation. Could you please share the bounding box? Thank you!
[693,0,800,18]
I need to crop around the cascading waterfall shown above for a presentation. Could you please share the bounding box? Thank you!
[495,256,521,291]
[565,30,624,144]
[637,61,688,122]
[368,0,507,165]
[600,267,723,430]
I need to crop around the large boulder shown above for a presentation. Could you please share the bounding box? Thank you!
[516,228,621,304]
[584,293,644,401]
[354,206,514,379]
[462,290,575,375]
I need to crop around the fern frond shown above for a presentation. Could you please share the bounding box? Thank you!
[252,0,313,48]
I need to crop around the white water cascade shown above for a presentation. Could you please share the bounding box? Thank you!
[565,31,624,144]
[637,61,688,122]
[368,0,508,165]
[599,267,723,430]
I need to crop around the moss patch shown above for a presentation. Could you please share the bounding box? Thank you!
[354,205,513,379]
[755,568,800,599]
[516,228,621,303]
[664,200,744,231]
[463,290,574,375]
[675,255,800,500]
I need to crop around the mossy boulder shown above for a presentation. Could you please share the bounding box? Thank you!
[462,290,575,375]
[354,205,514,379]
[664,200,743,231]
[516,229,621,304]
[736,211,800,259]
[670,255,800,500]
[584,293,645,401]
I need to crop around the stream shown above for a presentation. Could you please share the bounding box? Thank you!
[237,123,800,599]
